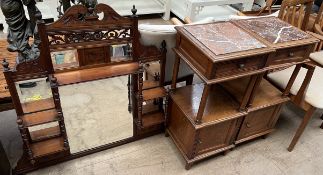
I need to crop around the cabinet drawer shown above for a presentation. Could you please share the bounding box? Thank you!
[196,119,238,155]
[268,45,309,66]
[237,105,282,142]
[213,55,267,79]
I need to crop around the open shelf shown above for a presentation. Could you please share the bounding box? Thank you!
[142,111,165,128]
[142,87,167,101]
[21,98,55,114]
[22,109,59,127]
[142,101,160,114]
[30,126,61,142]
[220,77,289,112]
[30,137,66,158]
[143,80,160,90]
[170,84,246,126]
[54,62,139,86]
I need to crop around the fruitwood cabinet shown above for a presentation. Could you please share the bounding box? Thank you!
[167,17,318,169]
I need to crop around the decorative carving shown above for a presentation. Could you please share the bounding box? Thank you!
[48,28,131,46]
[15,59,45,74]
[50,4,131,30]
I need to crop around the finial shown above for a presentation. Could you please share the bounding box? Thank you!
[2,59,9,71]
[161,40,166,49]
[51,77,58,83]
[131,5,137,16]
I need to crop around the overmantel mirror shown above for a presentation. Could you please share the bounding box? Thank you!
[41,4,137,154]
[9,3,141,158]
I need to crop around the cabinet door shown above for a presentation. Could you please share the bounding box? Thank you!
[196,119,238,156]
[236,104,282,142]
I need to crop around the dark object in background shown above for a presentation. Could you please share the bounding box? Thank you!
[312,0,322,12]
[273,0,282,5]
[0,140,11,175]
[315,0,323,6]
[0,23,3,32]
[0,0,42,62]
[43,18,54,24]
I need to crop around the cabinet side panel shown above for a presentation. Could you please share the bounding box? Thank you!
[167,98,195,159]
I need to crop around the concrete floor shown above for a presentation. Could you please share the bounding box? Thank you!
[1,102,323,175]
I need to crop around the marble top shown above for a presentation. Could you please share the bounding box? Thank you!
[183,22,266,56]
[234,17,309,44]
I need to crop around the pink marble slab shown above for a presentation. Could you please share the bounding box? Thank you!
[234,17,309,44]
[183,22,266,56]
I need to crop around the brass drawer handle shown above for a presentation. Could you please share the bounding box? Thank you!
[238,63,245,69]
[288,52,294,57]
[246,123,251,128]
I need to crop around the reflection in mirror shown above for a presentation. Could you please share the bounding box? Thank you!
[110,43,132,62]
[15,78,53,114]
[143,61,161,83]
[51,49,79,70]
[59,76,133,153]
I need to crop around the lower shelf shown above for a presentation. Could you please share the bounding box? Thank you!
[142,102,160,114]
[142,87,167,101]
[30,126,61,142]
[54,62,139,86]
[22,109,59,127]
[21,98,55,114]
[143,80,160,90]
[142,112,165,128]
[30,137,66,158]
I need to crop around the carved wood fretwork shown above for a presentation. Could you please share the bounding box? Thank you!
[47,4,133,30]
[47,28,132,46]
[14,59,46,75]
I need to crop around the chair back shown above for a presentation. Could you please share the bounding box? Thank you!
[278,0,314,30]
[314,3,323,35]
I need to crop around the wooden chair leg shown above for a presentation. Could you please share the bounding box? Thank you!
[288,106,316,152]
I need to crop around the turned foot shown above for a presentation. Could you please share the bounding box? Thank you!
[165,131,169,137]
[185,162,193,170]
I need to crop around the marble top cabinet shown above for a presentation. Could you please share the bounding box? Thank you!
[233,17,318,67]
[174,17,318,84]
[167,17,318,169]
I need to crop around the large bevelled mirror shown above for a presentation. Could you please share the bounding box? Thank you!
[59,76,133,153]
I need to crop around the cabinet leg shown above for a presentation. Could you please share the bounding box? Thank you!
[223,150,230,156]
[185,162,193,170]
[262,134,268,139]
[165,130,169,137]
